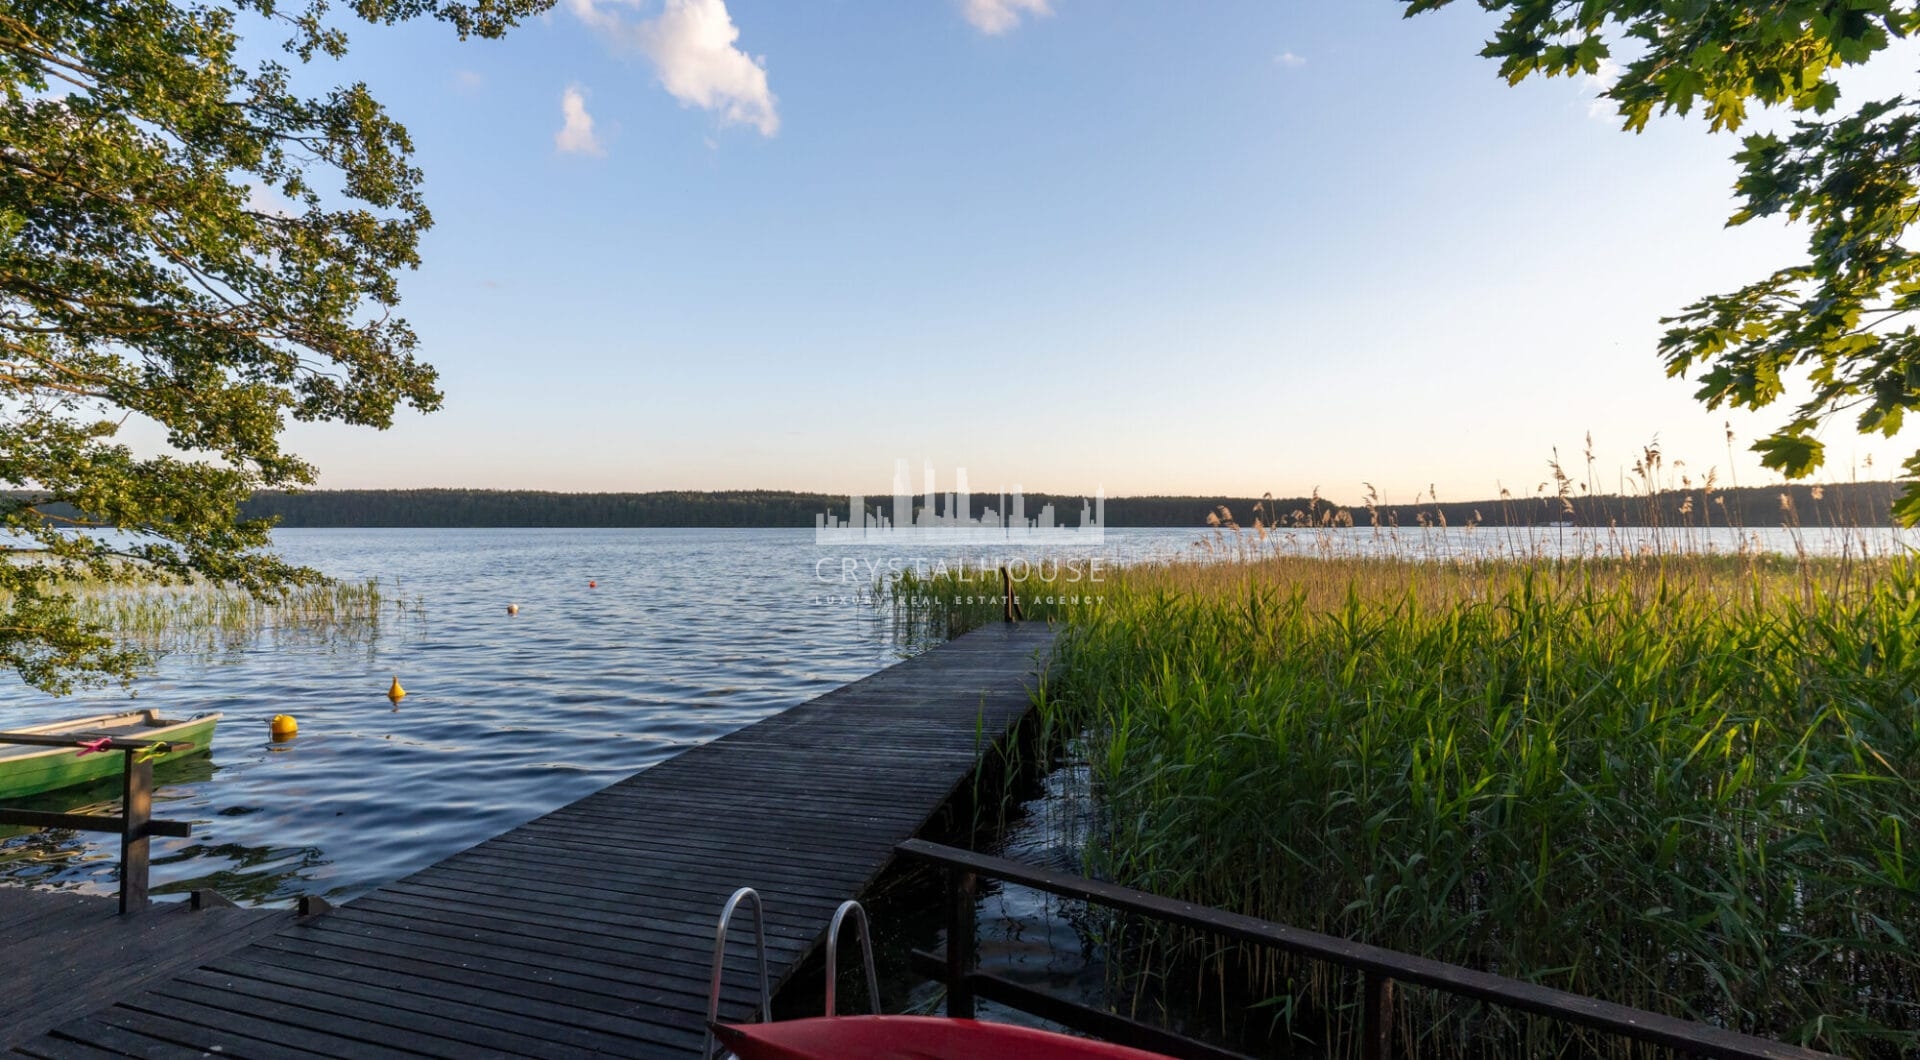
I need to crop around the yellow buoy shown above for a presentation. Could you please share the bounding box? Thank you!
[507,603,519,616]
[387,675,406,703]
[269,714,297,740]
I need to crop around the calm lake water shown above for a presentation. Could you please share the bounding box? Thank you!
[0,527,1190,903]
[0,524,1908,906]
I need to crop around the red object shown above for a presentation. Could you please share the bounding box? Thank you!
[712,1016,1173,1060]
[588,580,597,588]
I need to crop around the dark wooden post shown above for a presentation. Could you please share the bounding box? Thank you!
[119,750,152,914]
[945,868,977,1017]
[999,566,1025,622]
[1361,971,1394,1060]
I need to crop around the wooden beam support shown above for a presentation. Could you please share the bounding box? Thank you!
[118,752,152,915]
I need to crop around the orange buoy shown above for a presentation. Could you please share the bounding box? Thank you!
[387,675,406,703]
[588,580,597,589]
[269,714,297,740]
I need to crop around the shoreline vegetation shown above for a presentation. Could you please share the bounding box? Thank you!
[84,579,418,657]
[144,478,1920,529]
[0,577,415,684]
[893,543,1919,1057]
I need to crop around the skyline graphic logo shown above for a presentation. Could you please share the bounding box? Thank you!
[814,459,1105,545]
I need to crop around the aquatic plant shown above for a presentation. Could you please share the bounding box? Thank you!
[0,574,418,671]
[898,547,1920,1056]
[1050,555,1918,1056]
[886,560,1092,646]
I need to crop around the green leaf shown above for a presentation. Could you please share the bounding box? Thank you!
[1893,480,1920,527]
[1400,0,1920,525]
[0,0,554,692]
[1752,433,1827,477]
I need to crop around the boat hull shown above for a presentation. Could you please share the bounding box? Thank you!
[0,710,220,800]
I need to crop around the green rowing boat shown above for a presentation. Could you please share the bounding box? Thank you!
[0,709,220,800]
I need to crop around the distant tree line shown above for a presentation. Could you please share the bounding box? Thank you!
[239,489,1204,527]
[1357,481,1904,532]
[227,482,1909,529]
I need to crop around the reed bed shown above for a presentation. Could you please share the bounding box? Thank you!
[13,578,415,659]
[892,549,1920,1057]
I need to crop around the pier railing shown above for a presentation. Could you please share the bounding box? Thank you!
[897,838,1832,1060]
[0,734,196,914]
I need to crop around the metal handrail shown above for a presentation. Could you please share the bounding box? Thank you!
[703,886,770,1059]
[897,838,1835,1060]
[823,899,880,1016]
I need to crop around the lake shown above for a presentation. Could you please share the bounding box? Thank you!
[0,524,1907,904]
[0,527,1193,902]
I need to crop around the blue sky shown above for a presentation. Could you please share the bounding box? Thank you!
[248,0,1916,503]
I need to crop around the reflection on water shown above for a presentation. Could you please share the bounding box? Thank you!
[0,753,217,888]
[773,757,1108,1029]
[836,757,1305,1057]
[959,762,1107,1008]
[0,528,1197,905]
[0,525,1906,910]
[0,755,330,905]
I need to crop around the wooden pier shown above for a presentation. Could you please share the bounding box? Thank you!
[9,621,1056,1058]
[0,888,289,1051]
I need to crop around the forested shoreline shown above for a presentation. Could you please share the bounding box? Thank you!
[231,482,1909,529]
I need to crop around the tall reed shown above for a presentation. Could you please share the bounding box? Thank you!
[902,551,1920,1056]
[7,577,416,660]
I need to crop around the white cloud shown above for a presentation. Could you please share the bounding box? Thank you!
[1274,51,1306,68]
[452,70,484,92]
[564,0,634,31]
[630,0,779,135]
[555,86,605,156]
[961,0,1051,36]
[1585,57,1622,119]
[563,0,778,137]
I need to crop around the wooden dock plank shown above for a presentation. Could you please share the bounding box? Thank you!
[0,888,293,1051]
[43,996,349,1060]
[245,932,724,1042]
[284,909,753,1016]
[11,623,1054,1058]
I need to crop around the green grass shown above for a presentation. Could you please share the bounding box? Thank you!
[893,550,1920,1057]
[887,560,1093,646]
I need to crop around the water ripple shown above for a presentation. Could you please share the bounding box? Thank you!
[0,525,1894,906]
